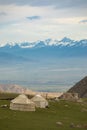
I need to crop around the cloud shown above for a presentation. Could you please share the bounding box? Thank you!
[79,19,87,24]
[41,68,84,72]
[0,1,87,44]
[0,0,87,9]
[0,12,7,16]
[26,16,41,20]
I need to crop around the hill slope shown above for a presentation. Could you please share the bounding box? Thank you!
[68,76,87,98]
[0,84,34,94]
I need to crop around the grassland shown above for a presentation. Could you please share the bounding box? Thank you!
[0,92,18,100]
[0,97,87,130]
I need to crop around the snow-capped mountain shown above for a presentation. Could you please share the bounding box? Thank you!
[0,37,87,65]
[0,37,87,49]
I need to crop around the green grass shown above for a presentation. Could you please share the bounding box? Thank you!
[0,92,34,100]
[0,93,18,100]
[0,100,87,130]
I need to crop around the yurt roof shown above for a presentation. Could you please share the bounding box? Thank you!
[11,94,34,104]
[31,94,47,101]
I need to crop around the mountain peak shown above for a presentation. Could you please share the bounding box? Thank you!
[61,37,72,42]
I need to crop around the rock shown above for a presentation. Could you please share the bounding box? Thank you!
[70,123,75,128]
[59,92,79,101]
[64,104,68,107]
[1,104,8,108]
[54,97,59,101]
[76,124,82,128]
[81,108,87,112]
[83,124,87,128]
[56,121,63,126]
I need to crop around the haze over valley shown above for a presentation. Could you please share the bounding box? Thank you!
[0,37,87,92]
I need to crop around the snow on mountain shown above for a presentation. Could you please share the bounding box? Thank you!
[58,37,76,46]
[18,42,36,48]
[0,37,87,48]
[77,39,87,46]
[44,39,58,46]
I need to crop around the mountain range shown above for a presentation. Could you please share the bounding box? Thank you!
[1,37,87,48]
[0,37,87,64]
[0,37,87,92]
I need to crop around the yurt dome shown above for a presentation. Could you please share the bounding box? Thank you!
[31,94,48,108]
[10,94,35,111]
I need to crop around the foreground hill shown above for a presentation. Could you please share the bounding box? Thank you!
[68,76,87,98]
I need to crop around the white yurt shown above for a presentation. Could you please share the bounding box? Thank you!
[10,94,35,111]
[31,94,48,108]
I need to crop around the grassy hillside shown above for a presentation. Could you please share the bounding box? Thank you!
[0,99,87,130]
[0,92,18,100]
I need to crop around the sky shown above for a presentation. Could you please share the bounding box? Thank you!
[0,0,87,44]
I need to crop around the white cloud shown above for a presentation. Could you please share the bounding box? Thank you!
[0,3,87,44]
[41,67,87,72]
[79,19,87,24]
[0,0,87,9]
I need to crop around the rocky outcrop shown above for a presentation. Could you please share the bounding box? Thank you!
[59,92,79,101]
[68,76,87,98]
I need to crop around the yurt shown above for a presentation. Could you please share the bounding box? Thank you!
[31,94,48,108]
[10,94,35,111]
